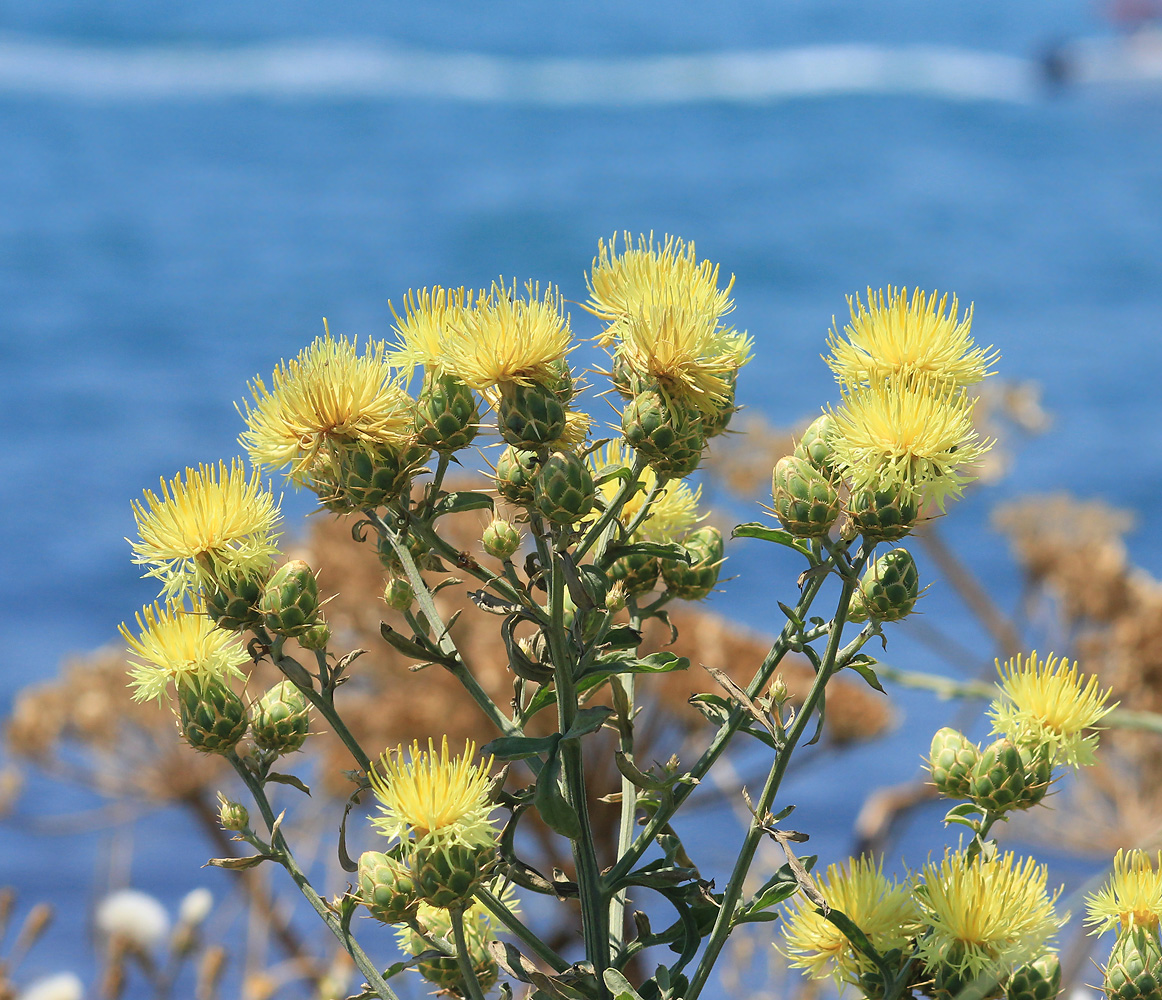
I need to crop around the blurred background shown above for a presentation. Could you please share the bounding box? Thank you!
[2,1,1161,997]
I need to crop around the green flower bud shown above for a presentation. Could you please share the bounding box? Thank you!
[849,486,919,543]
[498,381,566,449]
[333,443,413,509]
[414,374,479,454]
[1016,744,1053,809]
[928,727,980,799]
[1105,928,1162,1000]
[250,680,310,756]
[702,372,738,439]
[412,842,495,909]
[178,678,248,755]
[533,450,596,525]
[1007,954,1061,1000]
[260,560,320,637]
[969,737,1028,814]
[494,446,541,506]
[358,851,420,925]
[204,566,267,632]
[610,351,644,399]
[418,951,499,996]
[376,532,431,576]
[771,455,840,538]
[481,518,521,560]
[608,551,660,597]
[217,792,249,832]
[794,414,838,478]
[661,526,725,601]
[856,548,920,622]
[622,389,705,479]
[297,619,331,651]
[605,581,628,613]
[548,358,576,404]
[383,577,415,612]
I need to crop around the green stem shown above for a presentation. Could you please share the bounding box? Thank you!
[617,477,668,546]
[450,908,489,1000]
[608,671,637,950]
[574,455,648,562]
[684,542,871,1000]
[227,754,399,1000]
[473,886,569,974]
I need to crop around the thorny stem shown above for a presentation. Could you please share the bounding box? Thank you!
[226,753,400,1000]
[450,908,489,1000]
[473,886,570,974]
[684,541,872,1000]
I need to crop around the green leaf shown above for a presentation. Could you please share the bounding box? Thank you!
[846,656,886,695]
[534,747,582,840]
[563,705,613,741]
[604,540,690,564]
[603,970,646,1000]
[264,772,311,796]
[432,491,495,517]
[204,854,274,871]
[732,522,813,557]
[601,626,643,650]
[581,651,689,682]
[483,733,561,761]
[379,623,447,664]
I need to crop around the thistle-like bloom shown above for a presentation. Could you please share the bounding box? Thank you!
[1086,850,1162,935]
[590,440,703,542]
[829,377,991,509]
[615,301,752,415]
[826,287,997,390]
[239,333,413,482]
[915,850,1063,980]
[444,280,572,392]
[780,857,922,988]
[369,737,498,849]
[586,232,734,330]
[555,409,592,448]
[131,460,281,597]
[120,601,248,704]
[989,651,1115,768]
[388,286,478,378]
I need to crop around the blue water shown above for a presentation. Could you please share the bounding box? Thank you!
[2,0,1161,993]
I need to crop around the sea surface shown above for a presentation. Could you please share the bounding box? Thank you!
[2,0,1161,994]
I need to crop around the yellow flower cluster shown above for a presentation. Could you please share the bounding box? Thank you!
[1087,850,1162,934]
[826,286,995,509]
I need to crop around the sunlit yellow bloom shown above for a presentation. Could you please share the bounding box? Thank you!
[120,601,248,704]
[590,440,702,542]
[444,280,572,391]
[131,460,281,597]
[916,850,1063,980]
[388,286,478,377]
[780,857,922,989]
[586,232,734,332]
[239,333,413,483]
[553,409,592,448]
[827,287,997,390]
[614,300,752,415]
[829,377,991,510]
[989,651,1115,768]
[369,737,498,849]
[1086,850,1162,935]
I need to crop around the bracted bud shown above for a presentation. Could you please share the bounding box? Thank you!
[204,565,267,632]
[849,486,919,543]
[481,518,521,561]
[533,450,596,525]
[217,792,249,832]
[494,446,541,507]
[605,581,628,613]
[621,389,705,479]
[928,728,980,799]
[1016,744,1053,809]
[1104,927,1162,1000]
[794,414,839,478]
[178,678,248,755]
[548,358,576,404]
[661,526,725,601]
[932,949,1003,1000]
[609,551,660,597]
[383,577,415,612]
[412,842,496,909]
[298,619,331,651]
[419,950,499,996]
[610,351,644,400]
[358,851,420,925]
[856,548,920,622]
[250,680,310,756]
[969,738,1028,814]
[260,560,320,637]
[702,372,738,439]
[1007,954,1061,1000]
[772,455,840,538]
[333,442,414,509]
[414,374,479,454]
[376,532,429,576]
[497,381,566,449]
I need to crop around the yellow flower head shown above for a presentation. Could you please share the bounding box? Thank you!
[388,286,478,377]
[239,332,413,483]
[915,850,1063,980]
[1086,850,1162,935]
[988,651,1115,768]
[826,287,998,390]
[369,737,498,849]
[444,280,573,392]
[829,377,991,510]
[553,409,592,449]
[780,856,922,989]
[586,232,735,331]
[614,301,752,416]
[131,460,281,598]
[120,601,249,704]
[590,440,703,543]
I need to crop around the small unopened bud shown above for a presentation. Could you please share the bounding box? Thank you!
[482,518,522,560]
[259,559,320,637]
[770,675,789,706]
[298,619,331,651]
[383,577,415,612]
[178,678,247,755]
[605,581,627,613]
[217,792,249,832]
[250,680,310,756]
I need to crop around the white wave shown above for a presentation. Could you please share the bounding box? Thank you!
[0,35,1038,104]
